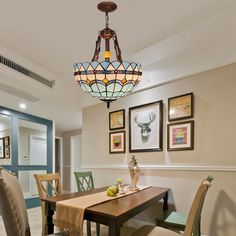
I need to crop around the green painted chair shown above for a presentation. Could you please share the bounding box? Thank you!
[74,171,100,236]
[134,175,213,236]
[156,176,214,236]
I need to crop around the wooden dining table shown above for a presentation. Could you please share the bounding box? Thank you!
[41,186,169,236]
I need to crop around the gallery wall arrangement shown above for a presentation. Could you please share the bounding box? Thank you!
[108,92,195,154]
[109,109,126,154]
[0,136,10,159]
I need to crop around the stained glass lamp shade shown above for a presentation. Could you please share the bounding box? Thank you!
[73,1,142,108]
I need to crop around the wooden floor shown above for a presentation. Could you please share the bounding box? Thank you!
[0,207,136,236]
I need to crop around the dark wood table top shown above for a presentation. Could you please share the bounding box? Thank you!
[42,186,169,217]
[42,186,170,236]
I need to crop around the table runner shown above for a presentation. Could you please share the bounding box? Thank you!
[54,185,150,236]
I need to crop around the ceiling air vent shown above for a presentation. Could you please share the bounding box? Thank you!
[0,55,55,88]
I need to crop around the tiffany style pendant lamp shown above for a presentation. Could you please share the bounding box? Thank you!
[73,1,142,108]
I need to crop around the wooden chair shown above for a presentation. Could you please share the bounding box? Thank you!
[156,176,213,235]
[34,173,62,236]
[0,168,64,236]
[74,171,100,236]
[134,176,213,236]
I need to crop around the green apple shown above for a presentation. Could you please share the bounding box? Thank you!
[107,185,118,197]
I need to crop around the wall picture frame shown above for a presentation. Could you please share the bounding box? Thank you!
[3,136,10,146]
[4,147,10,159]
[167,120,194,151]
[109,131,126,154]
[168,93,193,121]
[0,138,4,158]
[109,109,125,130]
[129,101,163,152]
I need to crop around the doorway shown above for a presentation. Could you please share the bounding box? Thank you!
[55,137,63,184]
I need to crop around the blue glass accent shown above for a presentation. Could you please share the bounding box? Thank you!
[101,61,110,70]
[81,62,90,70]
[91,61,99,69]
[122,61,130,70]
[131,62,137,70]
[111,61,120,69]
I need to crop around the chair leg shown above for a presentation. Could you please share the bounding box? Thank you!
[87,220,92,236]
[96,223,100,236]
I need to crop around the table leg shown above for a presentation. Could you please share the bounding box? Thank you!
[44,202,54,235]
[163,191,169,211]
[109,222,121,236]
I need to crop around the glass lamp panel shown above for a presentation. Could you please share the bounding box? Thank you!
[111,61,120,69]
[127,65,133,72]
[87,65,93,71]
[87,74,95,81]
[116,73,125,82]
[118,64,125,71]
[91,83,100,92]
[126,74,133,81]
[107,91,113,96]
[74,74,80,82]
[81,62,90,70]
[107,83,115,93]
[97,83,105,92]
[80,75,87,82]
[101,61,110,70]
[82,84,92,93]
[107,64,115,71]
[106,73,116,81]
[122,61,130,70]
[96,73,105,81]
[90,91,100,97]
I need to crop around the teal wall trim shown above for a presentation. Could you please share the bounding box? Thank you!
[0,106,53,208]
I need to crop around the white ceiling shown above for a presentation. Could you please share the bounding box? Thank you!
[0,0,236,132]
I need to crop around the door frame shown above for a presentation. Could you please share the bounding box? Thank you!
[55,136,63,186]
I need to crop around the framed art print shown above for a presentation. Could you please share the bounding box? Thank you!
[168,93,193,121]
[129,101,163,152]
[3,136,10,146]
[109,109,125,130]
[4,147,10,159]
[0,138,4,158]
[109,131,126,154]
[167,120,194,151]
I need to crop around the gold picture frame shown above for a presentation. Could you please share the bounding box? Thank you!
[168,93,193,121]
[109,109,125,130]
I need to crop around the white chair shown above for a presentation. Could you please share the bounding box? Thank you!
[0,168,65,236]
[134,176,213,236]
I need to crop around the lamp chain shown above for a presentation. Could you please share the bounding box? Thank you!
[105,12,109,28]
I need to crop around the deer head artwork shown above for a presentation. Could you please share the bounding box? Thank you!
[134,112,156,143]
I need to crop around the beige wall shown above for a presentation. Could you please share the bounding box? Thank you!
[82,63,236,236]
[62,129,82,191]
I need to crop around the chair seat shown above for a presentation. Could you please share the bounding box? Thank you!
[134,225,181,236]
[164,211,187,226]
[157,211,187,230]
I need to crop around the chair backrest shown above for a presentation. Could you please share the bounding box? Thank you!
[34,173,62,198]
[74,171,94,192]
[184,176,213,236]
[34,173,62,236]
[0,168,31,236]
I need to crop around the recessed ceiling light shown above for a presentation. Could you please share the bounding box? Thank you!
[19,103,26,109]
